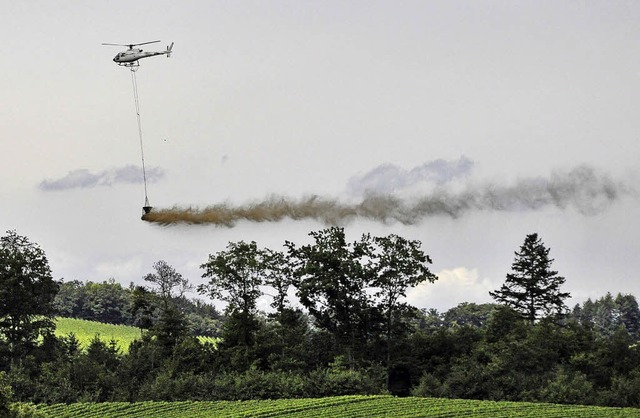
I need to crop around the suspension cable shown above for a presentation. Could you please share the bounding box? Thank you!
[130,67,150,208]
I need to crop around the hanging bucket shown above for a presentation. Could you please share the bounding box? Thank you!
[142,206,153,214]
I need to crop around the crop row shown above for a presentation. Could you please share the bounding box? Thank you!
[34,396,640,418]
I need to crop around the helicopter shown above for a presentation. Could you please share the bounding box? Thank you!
[102,40,174,67]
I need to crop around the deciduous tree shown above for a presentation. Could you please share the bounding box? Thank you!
[144,260,191,309]
[199,241,265,319]
[199,241,267,370]
[0,230,59,362]
[286,227,373,367]
[369,234,437,367]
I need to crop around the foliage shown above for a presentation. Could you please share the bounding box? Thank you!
[199,241,267,317]
[0,371,12,416]
[442,303,498,328]
[151,304,190,356]
[8,403,48,418]
[538,366,595,405]
[369,234,437,367]
[143,260,191,307]
[54,279,221,338]
[490,233,569,323]
[128,285,157,332]
[571,293,640,340]
[5,229,640,408]
[285,228,374,367]
[0,230,59,362]
[199,241,272,371]
[54,279,131,325]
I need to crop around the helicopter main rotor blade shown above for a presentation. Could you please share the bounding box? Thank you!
[134,40,161,46]
[101,40,161,48]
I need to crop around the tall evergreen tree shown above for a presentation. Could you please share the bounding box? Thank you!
[489,233,569,324]
[615,294,640,340]
[593,292,617,338]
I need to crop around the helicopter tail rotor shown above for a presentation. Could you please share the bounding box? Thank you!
[166,42,174,58]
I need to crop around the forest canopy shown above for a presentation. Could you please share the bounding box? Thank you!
[0,228,639,408]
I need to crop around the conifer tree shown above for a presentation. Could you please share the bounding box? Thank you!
[490,233,569,323]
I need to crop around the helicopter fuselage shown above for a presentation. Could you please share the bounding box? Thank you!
[113,49,167,66]
[109,42,174,67]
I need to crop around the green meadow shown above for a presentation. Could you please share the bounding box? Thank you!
[54,317,142,352]
[54,318,218,352]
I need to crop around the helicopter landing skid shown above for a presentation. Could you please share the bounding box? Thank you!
[117,61,140,70]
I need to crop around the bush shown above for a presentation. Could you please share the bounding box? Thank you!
[138,370,206,401]
[211,370,308,400]
[538,366,595,405]
[193,369,384,401]
[306,368,383,397]
[0,372,47,418]
[412,373,445,398]
[9,403,49,418]
[598,370,640,407]
[0,371,13,417]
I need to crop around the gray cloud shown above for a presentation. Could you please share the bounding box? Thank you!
[39,165,165,191]
[346,156,474,196]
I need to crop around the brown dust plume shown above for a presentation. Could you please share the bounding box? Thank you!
[141,166,631,227]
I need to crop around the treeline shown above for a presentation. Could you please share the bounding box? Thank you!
[1,228,640,409]
[53,278,222,337]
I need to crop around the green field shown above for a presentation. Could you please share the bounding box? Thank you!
[54,317,218,352]
[54,317,141,352]
[33,395,640,417]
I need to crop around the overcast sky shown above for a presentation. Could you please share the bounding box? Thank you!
[2,1,640,312]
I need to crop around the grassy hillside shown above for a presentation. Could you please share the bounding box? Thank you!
[54,317,218,352]
[54,317,141,352]
[34,395,640,417]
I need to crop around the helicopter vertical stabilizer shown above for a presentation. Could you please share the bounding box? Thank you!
[167,42,174,58]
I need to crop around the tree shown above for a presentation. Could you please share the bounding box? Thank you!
[261,248,293,317]
[259,248,312,371]
[442,303,498,329]
[141,261,192,353]
[144,260,191,309]
[369,234,437,368]
[0,371,12,417]
[199,241,265,320]
[593,292,618,338]
[53,280,84,319]
[0,230,59,362]
[199,241,267,370]
[128,285,158,334]
[489,233,569,324]
[615,294,640,340]
[286,227,373,367]
[152,304,190,356]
